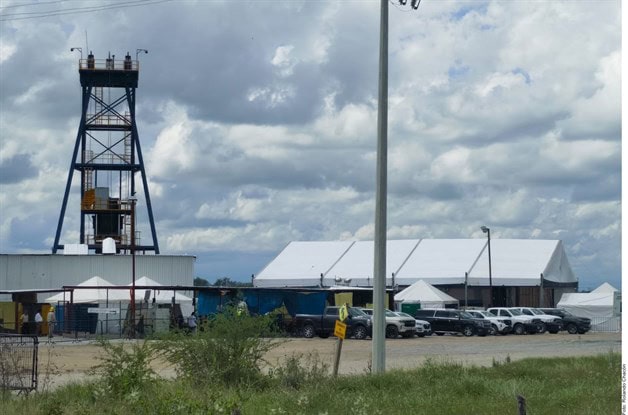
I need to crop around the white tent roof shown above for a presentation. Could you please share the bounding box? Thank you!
[44,276,129,303]
[254,239,577,288]
[130,276,192,303]
[591,282,618,294]
[394,280,459,305]
[557,291,617,319]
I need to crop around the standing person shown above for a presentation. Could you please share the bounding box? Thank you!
[34,310,43,336]
[20,310,29,334]
[47,307,56,339]
[187,312,197,334]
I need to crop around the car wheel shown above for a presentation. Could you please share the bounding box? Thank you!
[386,325,399,339]
[488,325,497,336]
[536,323,546,334]
[462,326,474,337]
[567,324,578,334]
[353,325,367,340]
[302,324,315,339]
[577,329,587,334]
[417,333,426,338]
[435,332,445,336]
[513,324,524,335]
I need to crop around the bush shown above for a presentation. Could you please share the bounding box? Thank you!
[155,306,279,388]
[91,339,157,397]
[270,352,330,389]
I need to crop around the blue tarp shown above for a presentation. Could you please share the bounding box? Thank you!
[197,291,223,316]
[241,289,328,316]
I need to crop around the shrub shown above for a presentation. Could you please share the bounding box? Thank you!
[91,339,157,397]
[155,306,279,388]
[270,352,330,389]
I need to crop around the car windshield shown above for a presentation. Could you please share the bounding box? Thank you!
[530,309,546,315]
[460,311,474,319]
[509,309,523,316]
[349,307,367,317]
[385,310,397,317]
[560,309,573,317]
[397,312,413,318]
[480,311,497,317]
[468,311,481,318]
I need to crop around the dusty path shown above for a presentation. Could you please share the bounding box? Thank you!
[37,332,621,389]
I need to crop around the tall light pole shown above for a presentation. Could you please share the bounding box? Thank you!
[373,0,422,374]
[130,196,137,338]
[481,226,492,307]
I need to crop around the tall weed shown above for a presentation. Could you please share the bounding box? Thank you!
[155,306,279,388]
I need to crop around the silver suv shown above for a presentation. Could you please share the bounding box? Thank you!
[360,308,417,338]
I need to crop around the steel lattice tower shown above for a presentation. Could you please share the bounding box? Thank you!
[52,51,159,254]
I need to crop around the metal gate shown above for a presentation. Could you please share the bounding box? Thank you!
[0,334,38,392]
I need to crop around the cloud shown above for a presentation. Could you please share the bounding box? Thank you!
[0,1,620,290]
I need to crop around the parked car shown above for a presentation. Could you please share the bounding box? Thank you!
[466,310,511,335]
[360,308,416,338]
[395,311,432,337]
[539,308,592,334]
[294,306,372,339]
[486,308,539,335]
[414,309,491,336]
[511,307,563,333]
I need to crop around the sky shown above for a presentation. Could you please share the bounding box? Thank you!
[0,0,622,291]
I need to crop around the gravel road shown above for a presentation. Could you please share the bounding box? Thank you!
[36,331,620,389]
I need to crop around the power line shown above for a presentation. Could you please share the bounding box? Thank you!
[0,0,173,22]
[0,0,66,10]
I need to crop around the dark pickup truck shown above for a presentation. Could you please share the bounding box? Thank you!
[294,306,372,339]
[414,309,491,336]
[539,308,592,334]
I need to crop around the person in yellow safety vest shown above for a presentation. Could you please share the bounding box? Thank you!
[47,307,56,339]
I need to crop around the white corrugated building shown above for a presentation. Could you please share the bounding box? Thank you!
[0,254,195,302]
[253,239,578,308]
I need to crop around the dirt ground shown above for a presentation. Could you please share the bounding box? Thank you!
[37,331,621,389]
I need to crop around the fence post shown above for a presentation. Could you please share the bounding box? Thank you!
[517,394,526,415]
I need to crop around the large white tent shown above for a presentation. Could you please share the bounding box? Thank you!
[254,239,577,288]
[44,276,129,303]
[557,283,620,332]
[394,280,459,308]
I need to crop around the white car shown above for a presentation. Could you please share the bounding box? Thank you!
[511,307,563,334]
[395,311,432,337]
[487,307,539,335]
[466,310,511,335]
[360,308,417,338]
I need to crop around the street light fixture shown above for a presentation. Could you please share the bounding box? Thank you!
[481,226,493,307]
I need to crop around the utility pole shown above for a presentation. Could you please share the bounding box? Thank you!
[373,0,423,375]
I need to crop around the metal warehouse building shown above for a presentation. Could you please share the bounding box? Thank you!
[0,254,195,302]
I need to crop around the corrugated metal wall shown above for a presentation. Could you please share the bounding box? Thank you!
[0,254,195,297]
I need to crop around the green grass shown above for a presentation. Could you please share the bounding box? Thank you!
[1,352,620,415]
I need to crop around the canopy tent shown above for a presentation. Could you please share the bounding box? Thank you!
[590,282,618,294]
[557,283,620,332]
[254,239,577,288]
[394,280,459,308]
[129,276,193,303]
[44,276,129,303]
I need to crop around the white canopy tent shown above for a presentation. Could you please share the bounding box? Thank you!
[130,276,194,318]
[394,280,459,309]
[254,239,577,288]
[557,283,621,332]
[44,276,129,303]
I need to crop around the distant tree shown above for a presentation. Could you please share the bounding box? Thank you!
[194,277,211,287]
[213,277,253,287]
